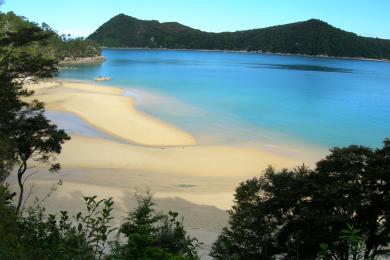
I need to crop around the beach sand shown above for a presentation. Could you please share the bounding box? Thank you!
[15,80,325,256]
[26,81,195,146]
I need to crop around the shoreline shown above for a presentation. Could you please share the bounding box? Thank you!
[20,78,323,210]
[47,78,328,157]
[103,47,390,63]
[59,55,106,65]
[23,80,324,202]
[16,79,327,253]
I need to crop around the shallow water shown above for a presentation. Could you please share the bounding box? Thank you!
[59,49,390,149]
[45,111,119,142]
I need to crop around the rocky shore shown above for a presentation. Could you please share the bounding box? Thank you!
[59,56,106,65]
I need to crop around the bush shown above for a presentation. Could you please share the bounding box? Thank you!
[108,192,200,259]
[212,139,390,259]
[0,188,200,259]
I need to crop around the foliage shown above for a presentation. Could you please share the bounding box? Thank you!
[0,133,13,182]
[0,12,96,216]
[319,224,367,260]
[75,196,117,258]
[339,225,366,260]
[0,12,101,62]
[56,36,102,60]
[0,185,23,259]
[41,22,102,60]
[18,204,95,259]
[0,188,200,259]
[88,14,390,59]
[211,140,390,259]
[12,109,70,214]
[108,192,200,259]
[18,196,116,259]
[0,10,71,215]
[0,194,115,259]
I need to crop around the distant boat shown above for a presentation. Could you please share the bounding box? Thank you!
[94,76,112,81]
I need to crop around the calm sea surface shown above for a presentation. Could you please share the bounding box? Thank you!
[58,49,390,149]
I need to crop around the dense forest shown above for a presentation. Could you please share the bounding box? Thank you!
[88,14,390,60]
[1,11,102,62]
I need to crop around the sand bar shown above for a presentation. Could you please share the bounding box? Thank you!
[26,81,196,146]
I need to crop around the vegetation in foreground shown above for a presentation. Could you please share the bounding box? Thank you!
[2,141,390,259]
[88,14,390,60]
[1,5,390,260]
[0,189,200,259]
[212,140,390,259]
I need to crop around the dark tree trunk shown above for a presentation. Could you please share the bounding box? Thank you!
[15,161,26,216]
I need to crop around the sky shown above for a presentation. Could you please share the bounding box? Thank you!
[1,0,390,39]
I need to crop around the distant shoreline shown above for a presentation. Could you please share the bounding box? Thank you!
[59,55,106,65]
[102,47,390,63]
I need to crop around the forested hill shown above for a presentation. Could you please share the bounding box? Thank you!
[88,14,390,60]
[0,11,102,62]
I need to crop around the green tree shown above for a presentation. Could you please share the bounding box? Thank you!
[109,192,200,259]
[212,140,390,259]
[0,133,13,183]
[18,204,95,259]
[75,196,117,258]
[0,11,70,215]
[0,185,23,259]
[319,224,366,260]
[12,112,70,215]
[14,196,115,259]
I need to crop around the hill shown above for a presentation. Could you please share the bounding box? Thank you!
[0,11,103,63]
[88,14,390,60]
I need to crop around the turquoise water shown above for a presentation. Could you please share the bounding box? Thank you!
[59,49,390,148]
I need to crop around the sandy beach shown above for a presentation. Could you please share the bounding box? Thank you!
[27,81,195,146]
[14,80,325,254]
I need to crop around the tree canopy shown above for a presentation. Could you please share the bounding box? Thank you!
[212,140,390,259]
[1,11,102,62]
[0,9,71,215]
[109,192,200,259]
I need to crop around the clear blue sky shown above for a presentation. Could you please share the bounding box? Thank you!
[2,0,390,39]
